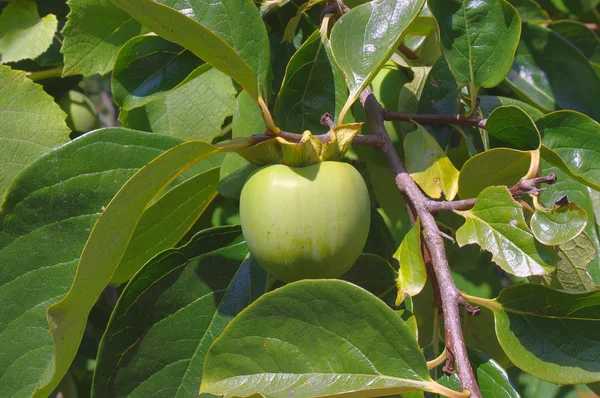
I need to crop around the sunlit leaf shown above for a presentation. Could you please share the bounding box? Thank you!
[486,105,541,150]
[542,232,597,292]
[395,220,426,305]
[531,198,588,246]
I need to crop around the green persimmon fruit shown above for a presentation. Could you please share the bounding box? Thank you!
[57,90,100,133]
[240,161,371,282]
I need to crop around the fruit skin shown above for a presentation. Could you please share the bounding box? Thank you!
[57,90,100,133]
[240,161,371,282]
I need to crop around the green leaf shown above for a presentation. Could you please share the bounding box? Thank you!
[540,111,600,191]
[362,209,398,263]
[486,105,541,150]
[110,0,270,101]
[201,280,460,397]
[481,284,600,384]
[428,0,521,106]
[417,56,459,117]
[275,30,347,135]
[456,186,557,277]
[505,23,600,121]
[531,199,588,246]
[542,232,597,292]
[548,20,600,60]
[395,220,426,305]
[0,0,58,63]
[120,67,237,142]
[110,168,220,284]
[61,0,144,77]
[342,253,397,297]
[330,0,426,123]
[404,124,460,200]
[506,0,549,21]
[0,66,69,196]
[112,35,204,110]
[479,95,545,121]
[0,129,182,398]
[93,227,268,397]
[458,148,531,199]
[36,140,221,396]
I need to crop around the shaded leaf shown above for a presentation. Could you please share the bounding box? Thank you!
[0,0,58,63]
[93,227,267,397]
[486,105,541,150]
[201,280,459,397]
[404,124,459,200]
[456,186,557,277]
[0,66,69,196]
[479,95,545,121]
[417,56,459,117]
[0,129,182,397]
[542,232,597,292]
[507,0,550,21]
[112,35,204,110]
[61,0,144,77]
[342,253,397,297]
[395,220,426,305]
[531,199,587,246]
[330,0,425,122]
[548,20,600,59]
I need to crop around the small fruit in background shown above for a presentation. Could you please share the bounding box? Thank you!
[57,90,100,134]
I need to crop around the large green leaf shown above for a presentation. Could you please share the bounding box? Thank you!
[201,280,460,397]
[428,0,521,106]
[61,0,144,76]
[110,0,270,102]
[93,227,268,397]
[478,95,545,121]
[456,186,557,277]
[0,0,58,63]
[110,168,220,284]
[120,67,237,142]
[0,129,182,398]
[417,56,459,117]
[112,35,204,110]
[540,111,600,191]
[395,220,426,305]
[275,30,346,135]
[486,105,540,150]
[330,0,425,123]
[548,20,600,60]
[530,200,588,246]
[0,66,69,196]
[542,232,597,292]
[472,284,600,384]
[35,140,221,396]
[505,23,600,121]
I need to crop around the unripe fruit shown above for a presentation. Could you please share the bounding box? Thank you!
[240,161,370,282]
[57,90,100,133]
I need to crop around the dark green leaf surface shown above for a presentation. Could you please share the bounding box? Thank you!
[542,232,597,292]
[417,57,459,117]
[486,105,540,150]
[93,227,267,398]
[110,0,270,100]
[0,66,69,196]
[456,186,557,277]
[507,0,549,21]
[362,209,398,263]
[275,30,347,135]
[458,148,531,199]
[429,0,521,103]
[0,0,58,63]
[479,95,545,121]
[0,129,181,397]
[540,111,600,191]
[342,253,397,297]
[330,0,425,122]
[548,20,599,59]
[201,280,450,397]
[491,284,600,384]
[120,67,237,141]
[531,200,587,246]
[110,168,220,284]
[505,23,600,120]
[62,0,144,76]
[112,35,204,110]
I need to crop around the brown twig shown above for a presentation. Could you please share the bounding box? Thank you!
[383,110,487,129]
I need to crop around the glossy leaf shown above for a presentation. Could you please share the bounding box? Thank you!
[275,30,346,135]
[542,232,597,292]
[404,124,459,200]
[507,0,549,21]
[0,0,58,63]
[479,95,545,121]
[38,140,221,396]
[330,0,425,123]
[456,186,557,277]
[110,168,220,284]
[201,280,460,397]
[93,228,268,397]
[395,220,426,305]
[458,148,531,199]
[540,111,600,191]
[112,35,204,110]
[120,67,237,142]
[110,0,270,101]
[531,199,588,246]
[486,284,600,384]
[0,129,181,398]
[0,66,69,196]
[486,105,541,150]
[62,0,144,76]
[429,0,521,105]
[505,23,600,121]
